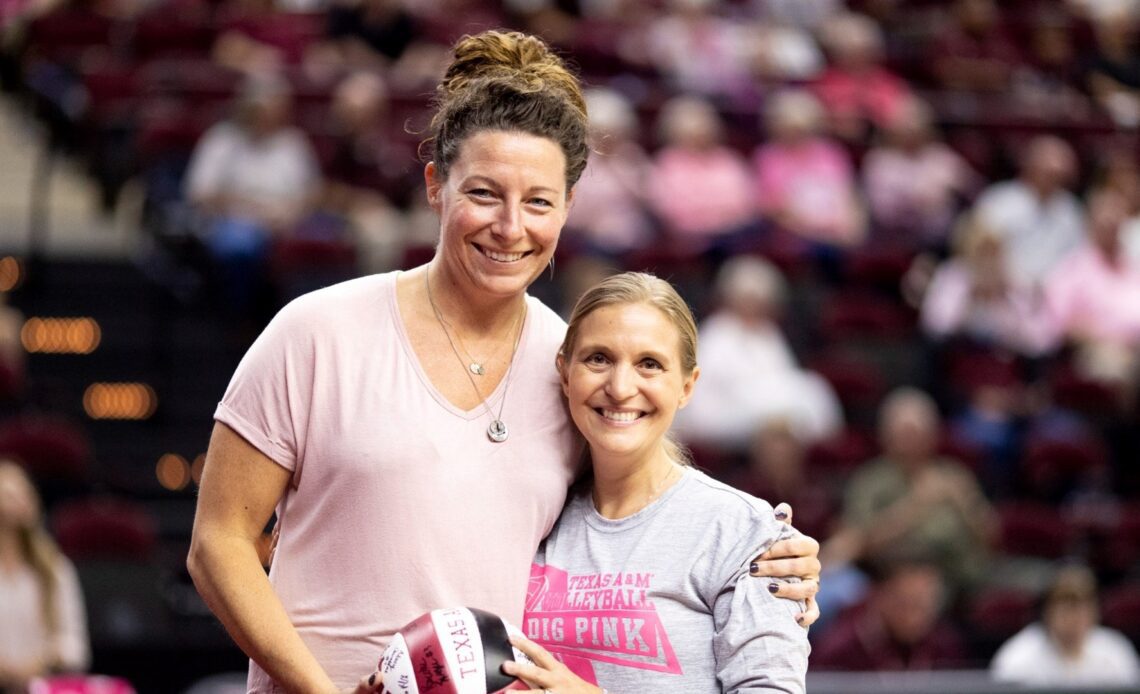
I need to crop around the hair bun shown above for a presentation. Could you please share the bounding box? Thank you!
[440,30,585,118]
[427,29,590,187]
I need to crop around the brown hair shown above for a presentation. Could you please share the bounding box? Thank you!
[558,272,699,465]
[426,30,589,189]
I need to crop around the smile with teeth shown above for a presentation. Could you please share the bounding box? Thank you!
[476,244,530,262]
[597,408,644,423]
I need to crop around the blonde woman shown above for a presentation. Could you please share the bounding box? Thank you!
[0,460,89,693]
[508,273,809,693]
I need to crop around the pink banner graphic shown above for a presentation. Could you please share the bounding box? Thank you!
[524,564,682,677]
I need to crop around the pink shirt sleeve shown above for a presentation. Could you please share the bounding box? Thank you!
[215,292,317,475]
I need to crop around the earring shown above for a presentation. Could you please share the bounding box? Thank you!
[548,257,555,280]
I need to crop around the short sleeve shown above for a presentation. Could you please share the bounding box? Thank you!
[711,515,809,693]
[215,297,317,472]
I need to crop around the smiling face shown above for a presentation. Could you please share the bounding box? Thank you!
[426,130,572,301]
[559,302,699,467]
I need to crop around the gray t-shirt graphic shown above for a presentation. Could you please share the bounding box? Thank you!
[525,468,809,693]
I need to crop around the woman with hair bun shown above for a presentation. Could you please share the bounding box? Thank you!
[187,30,820,693]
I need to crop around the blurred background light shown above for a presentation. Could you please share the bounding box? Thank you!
[21,317,101,354]
[83,382,157,420]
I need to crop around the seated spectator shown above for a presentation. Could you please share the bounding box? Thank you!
[825,387,998,597]
[184,73,322,313]
[646,95,760,253]
[562,87,655,257]
[973,135,1084,288]
[862,96,982,250]
[920,213,1053,357]
[927,0,1023,93]
[1084,6,1140,128]
[675,256,843,449]
[1093,149,1140,265]
[812,555,968,671]
[992,563,1140,687]
[638,0,754,103]
[1042,188,1140,392]
[743,15,825,85]
[812,11,911,145]
[734,419,838,543]
[1010,12,1092,121]
[752,89,865,252]
[323,70,416,273]
[0,460,89,691]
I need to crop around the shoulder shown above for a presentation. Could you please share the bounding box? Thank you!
[1089,626,1140,655]
[201,120,240,140]
[664,471,791,591]
[257,273,396,349]
[675,470,782,548]
[276,273,395,325]
[523,294,568,344]
[49,549,82,590]
[993,623,1048,668]
[976,181,1023,206]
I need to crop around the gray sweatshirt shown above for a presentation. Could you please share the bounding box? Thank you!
[524,467,809,693]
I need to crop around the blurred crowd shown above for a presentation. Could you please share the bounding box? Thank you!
[2,0,1140,688]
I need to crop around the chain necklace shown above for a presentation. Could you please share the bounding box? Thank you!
[432,296,520,377]
[425,270,526,443]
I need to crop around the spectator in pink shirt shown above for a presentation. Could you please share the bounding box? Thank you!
[920,213,1053,358]
[812,11,911,145]
[1043,188,1140,389]
[639,0,756,103]
[563,87,655,257]
[753,89,865,251]
[863,96,982,251]
[646,95,761,253]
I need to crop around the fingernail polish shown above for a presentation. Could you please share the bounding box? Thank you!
[775,511,788,520]
[750,562,759,574]
[796,614,805,625]
[368,673,376,686]
[767,583,779,594]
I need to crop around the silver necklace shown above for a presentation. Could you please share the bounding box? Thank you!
[425,270,525,443]
[433,300,519,377]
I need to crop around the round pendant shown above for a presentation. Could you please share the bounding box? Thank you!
[469,362,485,376]
[487,420,508,443]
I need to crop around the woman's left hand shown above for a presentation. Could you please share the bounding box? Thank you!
[503,634,604,694]
[750,503,821,627]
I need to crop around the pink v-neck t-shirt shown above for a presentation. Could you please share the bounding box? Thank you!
[214,272,580,692]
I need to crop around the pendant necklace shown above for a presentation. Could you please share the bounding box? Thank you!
[429,286,520,377]
[425,270,525,443]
